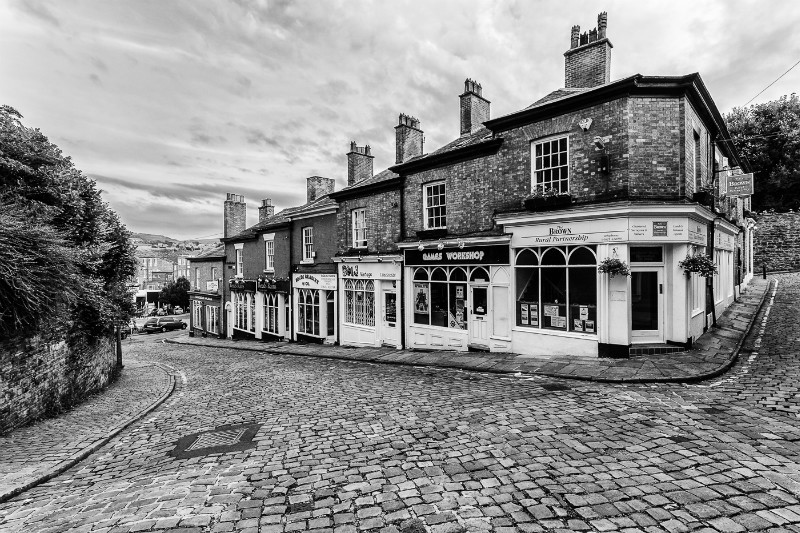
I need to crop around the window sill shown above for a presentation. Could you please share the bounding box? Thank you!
[511,327,597,339]
[300,260,314,265]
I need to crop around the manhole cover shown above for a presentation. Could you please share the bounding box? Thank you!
[540,383,570,391]
[169,423,261,459]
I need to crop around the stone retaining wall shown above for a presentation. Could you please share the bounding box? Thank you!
[0,336,116,435]
[754,211,800,272]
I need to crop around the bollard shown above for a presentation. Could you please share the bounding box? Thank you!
[762,264,767,280]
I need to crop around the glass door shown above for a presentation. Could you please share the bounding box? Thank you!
[631,268,663,342]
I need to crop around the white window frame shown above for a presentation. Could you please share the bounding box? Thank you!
[206,305,219,334]
[302,227,314,263]
[423,181,446,230]
[235,249,243,277]
[192,300,202,329]
[265,239,275,272]
[352,208,367,248]
[532,135,570,194]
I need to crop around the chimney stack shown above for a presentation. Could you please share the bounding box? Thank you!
[459,78,490,136]
[306,176,335,203]
[395,113,424,164]
[224,193,246,238]
[258,198,274,222]
[347,141,374,186]
[564,12,613,89]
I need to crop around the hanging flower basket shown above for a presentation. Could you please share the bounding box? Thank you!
[597,257,631,278]
[678,253,717,277]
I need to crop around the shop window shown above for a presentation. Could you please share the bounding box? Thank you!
[234,293,246,330]
[533,136,569,194]
[352,209,367,248]
[515,245,597,334]
[298,289,320,336]
[248,293,256,332]
[344,279,375,327]
[192,300,202,329]
[423,181,446,229]
[206,305,219,334]
[263,293,279,334]
[327,292,336,336]
[412,266,467,330]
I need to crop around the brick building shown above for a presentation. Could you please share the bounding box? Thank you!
[389,12,753,357]
[329,142,403,348]
[187,244,223,337]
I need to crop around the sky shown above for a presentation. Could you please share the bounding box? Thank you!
[2,0,799,240]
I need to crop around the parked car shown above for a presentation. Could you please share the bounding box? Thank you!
[142,317,187,333]
[174,306,184,314]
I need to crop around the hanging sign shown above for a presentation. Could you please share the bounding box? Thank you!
[726,173,754,197]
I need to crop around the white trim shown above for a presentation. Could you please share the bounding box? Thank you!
[234,243,244,250]
[262,232,275,241]
[531,134,570,194]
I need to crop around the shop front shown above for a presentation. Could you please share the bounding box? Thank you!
[229,279,257,340]
[498,204,739,358]
[257,276,291,341]
[402,240,512,352]
[189,291,222,338]
[292,272,337,343]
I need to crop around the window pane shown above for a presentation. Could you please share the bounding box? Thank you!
[430,283,448,327]
[541,267,567,330]
[569,267,597,333]
[569,247,596,265]
[449,283,466,329]
[470,267,489,282]
[516,268,539,327]
[413,282,429,324]
[542,247,566,265]
[516,249,538,266]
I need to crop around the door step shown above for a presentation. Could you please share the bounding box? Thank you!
[629,344,685,356]
[468,344,491,353]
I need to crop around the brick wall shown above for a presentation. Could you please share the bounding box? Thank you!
[564,40,611,89]
[336,190,402,255]
[292,213,338,273]
[627,96,684,198]
[0,336,116,435]
[188,259,223,293]
[754,211,800,271]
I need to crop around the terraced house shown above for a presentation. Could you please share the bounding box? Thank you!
[217,11,753,359]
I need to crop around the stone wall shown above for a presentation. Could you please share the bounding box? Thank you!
[0,335,117,435]
[754,211,800,272]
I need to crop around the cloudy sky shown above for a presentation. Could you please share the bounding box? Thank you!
[2,0,799,240]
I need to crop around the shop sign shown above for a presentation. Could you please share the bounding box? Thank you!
[404,245,509,266]
[206,280,218,292]
[515,218,627,246]
[629,218,689,241]
[293,273,337,290]
[688,222,707,245]
[340,263,399,279]
[726,172,754,197]
[192,295,217,302]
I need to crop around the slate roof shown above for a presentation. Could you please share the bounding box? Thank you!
[525,87,590,109]
[189,243,224,261]
[223,194,337,242]
[332,168,399,195]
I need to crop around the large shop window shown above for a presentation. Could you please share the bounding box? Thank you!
[192,300,202,328]
[413,266,467,330]
[298,289,320,336]
[233,292,246,330]
[206,305,219,334]
[515,246,597,334]
[344,279,375,327]
[263,292,280,334]
[533,136,569,194]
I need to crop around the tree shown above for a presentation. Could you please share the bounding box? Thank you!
[725,94,800,212]
[159,277,190,310]
[0,105,137,343]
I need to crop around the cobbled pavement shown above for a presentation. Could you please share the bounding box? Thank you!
[1,275,799,533]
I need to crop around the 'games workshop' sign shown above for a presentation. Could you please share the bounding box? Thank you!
[404,244,509,266]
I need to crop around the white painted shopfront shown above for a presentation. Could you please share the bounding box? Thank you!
[335,258,402,349]
[498,203,742,358]
[401,239,512,352]
[292,272,337,343]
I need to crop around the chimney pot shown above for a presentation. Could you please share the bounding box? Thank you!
[459,78,491,136]
[306,176,335,203]
[347,141,374,186]
[564,13,612,88]
[258,198,275,222]
[395,113,424,164]
[224,192,247,238]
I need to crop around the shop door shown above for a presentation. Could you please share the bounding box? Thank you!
[631,268,663,343]
[381,284,399,347]
[469,285,490,346]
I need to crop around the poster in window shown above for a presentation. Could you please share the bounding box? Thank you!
[544,305,559,317]
[520,303,529,325]
[574,319,584,332]
[552,316,566,328]
[585,320,595,333]
[454,299,465,329]
[413,283,429,313]
[579,306,589,321]
[456,286,464,299]
[530,303,539,326]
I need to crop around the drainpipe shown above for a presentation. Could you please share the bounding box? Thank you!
[708,132,718,327]
[288,223,295,341]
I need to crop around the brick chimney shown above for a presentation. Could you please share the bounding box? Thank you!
[258,198,274,222]
[347,141,374,186]
[306,176,335,203]
[224,193,246,238]
[564,12,613,89]
[395,113,424,164]
[459,78,490,135]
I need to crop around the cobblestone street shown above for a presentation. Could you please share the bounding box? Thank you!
[1,275,799,533]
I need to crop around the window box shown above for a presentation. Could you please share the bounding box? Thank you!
[416,228,448,240]
[523,193,572,211]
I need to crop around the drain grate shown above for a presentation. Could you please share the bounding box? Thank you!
[540,383,570,391]
[170,423,261,459]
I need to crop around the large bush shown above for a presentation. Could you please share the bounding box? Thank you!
[0,105,136,344]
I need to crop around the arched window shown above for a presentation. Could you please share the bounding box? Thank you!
[297,288,320,336]
[344,277,375,327]
[263,292,279,334]
[470,267,489,283]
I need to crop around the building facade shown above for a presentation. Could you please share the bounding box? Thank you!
[187,244,224,338]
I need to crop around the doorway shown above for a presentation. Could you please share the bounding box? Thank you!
[469,267,490,347]
[380,282,399,347]
[631,268,663,343]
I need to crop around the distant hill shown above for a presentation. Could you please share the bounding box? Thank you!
[131,233,178,243]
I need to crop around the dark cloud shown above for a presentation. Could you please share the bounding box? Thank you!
[244,127,280,147]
